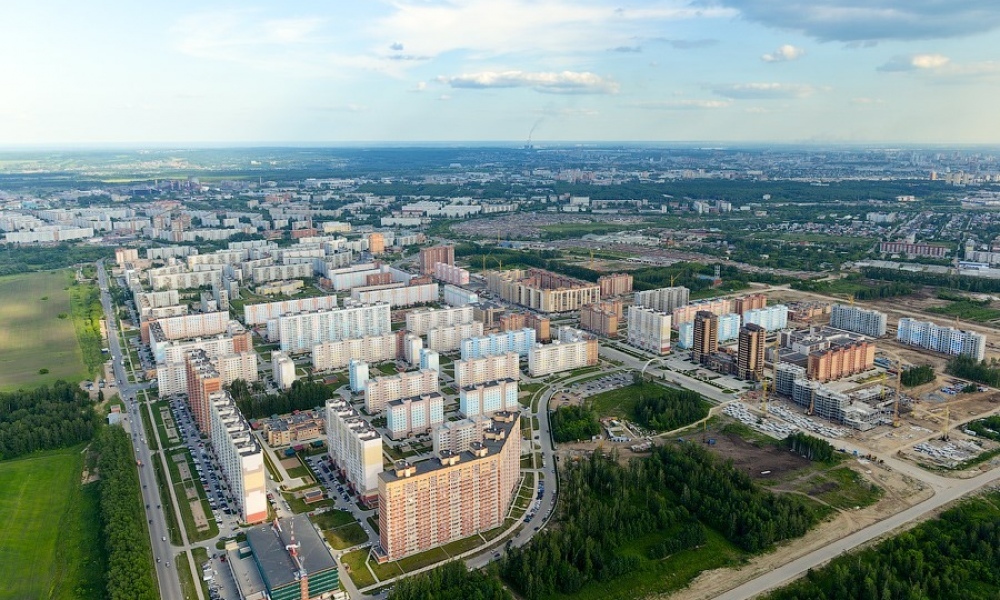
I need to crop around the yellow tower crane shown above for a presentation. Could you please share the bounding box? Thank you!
[893,358,903,427]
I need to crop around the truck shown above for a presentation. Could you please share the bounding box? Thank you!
[136,459,143,468]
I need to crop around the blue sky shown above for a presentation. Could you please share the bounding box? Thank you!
[2,0,1000,145]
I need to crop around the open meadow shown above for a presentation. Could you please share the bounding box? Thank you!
[0,447,105,600]
[0,271,89,390]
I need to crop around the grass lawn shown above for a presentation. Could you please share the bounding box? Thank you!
[0,447,106,600]
[0,271,91,390]
[324,523,368,549]
[342,548,378,588]
[811,466,884,510]
[312,509,357,530]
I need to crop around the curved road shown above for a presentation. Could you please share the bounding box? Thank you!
[717,465,1000,599]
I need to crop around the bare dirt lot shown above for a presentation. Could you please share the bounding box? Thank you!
[700,433,810,480]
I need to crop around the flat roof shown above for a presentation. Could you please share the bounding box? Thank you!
[245,515,337,591]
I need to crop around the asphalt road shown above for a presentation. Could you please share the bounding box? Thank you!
[98,261,187,600]
[717,465,1000,599]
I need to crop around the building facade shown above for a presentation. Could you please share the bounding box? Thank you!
[830,304,888,338]
[377,412,520,561]
[311,332,401,372]
[209,391,267,524]
[273,303,391,353]
[579,300,622,338]
[527,328,599,377]
[626,305,672,354]
[597,272,633,297]
[419,245,456,275]
[460,328,537,360]
[459,378,519,418]
[635,286,690,313]
[365,369,440,414]
[272,351,296,390]
[897,318,986,361]
[426,321,485,352]
[692,311,718,365]
[454,353,521,388]
[405,306,475,336]
[486,269,601,313]
[386,393,445,439]
[737,324,766,381]
[327,399,383,502]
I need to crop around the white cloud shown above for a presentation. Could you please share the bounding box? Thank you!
[761,44,805,62]
[374,0,734,61]
[878,53,950,72]
[633,99,732,109]
[714,0,1000,42]
[712,83,816,99]
[436,70,619,94]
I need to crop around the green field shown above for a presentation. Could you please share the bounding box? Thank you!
[0,447,106,600]
[0,271,91,390]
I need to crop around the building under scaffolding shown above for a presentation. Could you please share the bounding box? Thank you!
[775,363,893,431]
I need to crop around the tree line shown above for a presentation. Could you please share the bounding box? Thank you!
[633,384,709,431]
[765,493,1000,600]
[966,415,1000,442]
[69,280,106,375]
[551,405,601,443]
[784,432,837,463]
[0,381,99,460]
[862,267,1000,294]
[228,378,332,419]
[499,443,820,599]
[901,365,935,387]
[95,426,158,600]
[0,244,114,277]
[946,355,1000,387]
[389,561,510,600]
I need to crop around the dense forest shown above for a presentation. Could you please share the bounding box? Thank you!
[946,355,1000,387]
[633,385,709,431]
[792,276,914,300]
[500,444,820,599]
[0,244,114,276]
[389,562,510,600]
[783,433,837,463]
[551,405,601,442]
[0,381,99,460]
[95,426,158,600]
[901,365,936,387]
[228,378,332,419]
[766,494,1000,600]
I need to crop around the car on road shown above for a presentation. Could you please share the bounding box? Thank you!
[162,536,166,542]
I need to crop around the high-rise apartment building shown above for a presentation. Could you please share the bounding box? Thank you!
[807,341,876,382]
[209,391,267,524]
[186,350,223,434]
[327,399,383,503]
[527,327,599,377]
[271,351,296,390]
[368,232,386,255]
[486,269,601,313]
[406,306,475,336]
[673,298,733,328]
[433,263,470,286]
[626,305,672,354]
[454,353,521,388]
[365,369,440,414]
[597,272,633,297]
[311,332,400,372]
[460,328,537,360]
[442,284,478,307]
[426,322,485,352]
[432,416,492,455]
[273,303,391,353]
[742,305,789,331]
[692,311,718,365]
[459,378,519,418]
[377,412,520,561]
[386,393,445,439]
[243,296,338,326]
[830,304,888,338]
[737,324,766,381]
[733,293,767,316]
[579,300,622,338]
[635,286,690,313]
[348,359,370,393]
[897,318,986,361]
[419,245,455,274]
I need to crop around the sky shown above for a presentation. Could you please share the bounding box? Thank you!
[2,0,1000,145]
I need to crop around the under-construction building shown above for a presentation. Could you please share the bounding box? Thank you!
[775,363,893,431]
